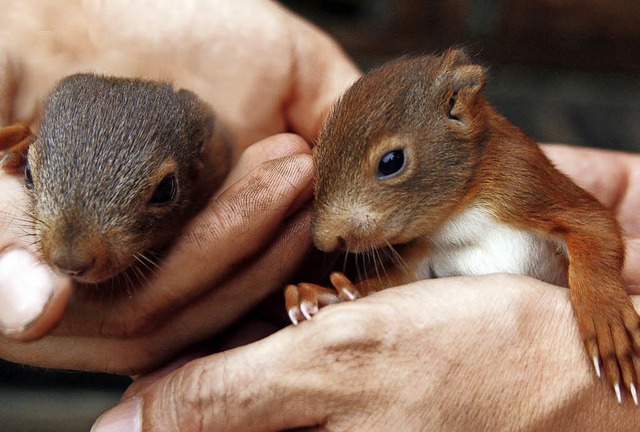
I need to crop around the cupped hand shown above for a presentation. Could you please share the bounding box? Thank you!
[93,146,640,430]
[93,276,640,431]
[0,0,359,372]
[0,0,359,154]
[0,133,313,373]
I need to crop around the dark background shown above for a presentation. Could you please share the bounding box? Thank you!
[2,1,639,431]
[282,0,640,151]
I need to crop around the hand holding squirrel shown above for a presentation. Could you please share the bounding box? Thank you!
[286,48,640,404]
[0,0,359,373]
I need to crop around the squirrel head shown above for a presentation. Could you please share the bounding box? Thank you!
[313,49,489,252]
[26,74,216,283]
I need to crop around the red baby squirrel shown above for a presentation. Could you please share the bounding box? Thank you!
[0,74,230,287]
[285,48,640,405]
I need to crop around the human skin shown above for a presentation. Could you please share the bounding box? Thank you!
[1,1,639,430]
[0,0,359,373]
[92,146,640,431]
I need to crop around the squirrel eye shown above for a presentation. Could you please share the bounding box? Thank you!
[377,149,406,179]
[149,174,177,205]
[24,159,34,189]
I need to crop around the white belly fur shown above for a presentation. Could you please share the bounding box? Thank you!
[418,206,568,286]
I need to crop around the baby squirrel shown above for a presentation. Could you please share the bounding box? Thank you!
[0,73,230,285]
[285,49,640,404]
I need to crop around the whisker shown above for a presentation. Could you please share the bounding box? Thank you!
[122,268,134,299]
[134,253,155,274]
[342,251,349,274]
[371,243,384,290]
[383,240,410,277]
[355,251,364,285]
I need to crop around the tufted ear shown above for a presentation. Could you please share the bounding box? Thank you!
[177,88,216,155]
[438,49,487,125]
[441,48,473,67]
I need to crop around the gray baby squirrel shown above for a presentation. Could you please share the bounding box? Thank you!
[0,73,230,285]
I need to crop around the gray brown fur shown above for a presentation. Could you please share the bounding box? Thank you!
[27,73,229,283]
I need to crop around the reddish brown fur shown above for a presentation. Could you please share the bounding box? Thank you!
[0,123,34,174]
[286,48,640,402]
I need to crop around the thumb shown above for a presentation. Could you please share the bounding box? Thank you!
[91,327,327,432]
[0,173,73,340]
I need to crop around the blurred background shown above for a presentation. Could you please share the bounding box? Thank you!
[2,1,639,431]
[281,0,640,151]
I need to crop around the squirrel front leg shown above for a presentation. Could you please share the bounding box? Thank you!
[562,213,640,404]
[285,242,429,324]
[500,182,640,405]
[285,271,398,325]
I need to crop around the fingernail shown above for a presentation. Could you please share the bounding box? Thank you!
[92,397,142,432]
[0,249,54,334]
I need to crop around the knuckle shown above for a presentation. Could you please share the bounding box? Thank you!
[161,361,212,431]
[314,304,388,356]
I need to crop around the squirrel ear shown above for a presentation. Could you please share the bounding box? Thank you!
[441,48,473,67]
[438,50,487,125]
[177,88,216,154]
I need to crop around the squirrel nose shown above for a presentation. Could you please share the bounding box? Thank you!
[51,250,96,277]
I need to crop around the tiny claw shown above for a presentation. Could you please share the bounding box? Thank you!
[614,383,622,405]
[288,308,300,326]
[593,355,601,379]
[300,302,317,321]
[631,383,638,406]
[341,288,356,301]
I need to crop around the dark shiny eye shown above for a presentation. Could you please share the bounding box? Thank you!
[149,174,177,205]
[24,159,34,189]
[377,149,406,179]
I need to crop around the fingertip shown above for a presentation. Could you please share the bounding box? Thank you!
[0,248,71,340]
[218,133,312,192]
[91,396,142,432]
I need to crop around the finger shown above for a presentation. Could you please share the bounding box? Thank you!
[0,248,72,340]
[92,327,327,432]
[627,238,640,294]
[0,204,311,373]
[219,132,312,190]
[123,319,281,399]
[541,145,640,222]
[50,134,313,339]
[283,8,361,141]
[542,145,640,290]
[0,169,73,340]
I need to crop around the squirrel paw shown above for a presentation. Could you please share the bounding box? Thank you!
[285,272,360,325]
[576,297,640,405]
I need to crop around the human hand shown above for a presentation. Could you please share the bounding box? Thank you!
[0,0,359,155]
[0,133,313,373]
[92,146,640,430]
[0,0,359,372]
[93,276,640,431]
[542,145,640,294]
